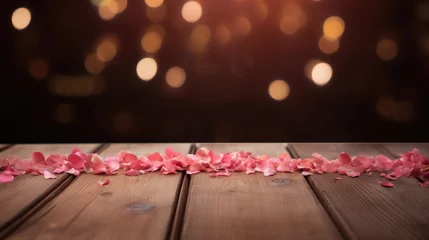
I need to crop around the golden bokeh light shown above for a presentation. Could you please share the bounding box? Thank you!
[323,16,345,39]
[311,62,333,86]
[190,24,211,53]
[234,16,252,36]
[268,80,290,101]
[49,75,103,97]
[182,1,202,23]
[96,39,117,62]
[85,53,105,74]
[146,4,166,23]
[254,1,268,21]
[115,0,128,13]
[145,0,163,8]
[91,0,103,7]
[304,59,321,80]
[98,0,117,20]
[215,25,231,45]
[376,39,398,61]
[318,36,340,54]
[12,7,32,30]
[166,67,186,88]
[136,58,158,81]
[29,58,50,80]
[279,3,307,35]
[141,32,162,53]
[54,104,76,124]
[147,24,165,39]
[113,112,133,133]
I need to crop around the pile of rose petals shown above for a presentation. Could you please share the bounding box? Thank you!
[0,147,428,188]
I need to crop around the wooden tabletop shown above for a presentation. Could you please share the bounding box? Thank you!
[0,143,428,240]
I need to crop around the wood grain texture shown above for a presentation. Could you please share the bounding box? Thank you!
[380,143,429,157]
[8,144,191,240]
[290,143,429,240]
[181,143,341,240]
[0,144,100,229]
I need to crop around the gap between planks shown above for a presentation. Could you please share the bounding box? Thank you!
[285,144,349,240]
[0,144,107,239]
[167,144,196,240]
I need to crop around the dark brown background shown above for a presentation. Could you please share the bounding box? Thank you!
[3,0,429,142]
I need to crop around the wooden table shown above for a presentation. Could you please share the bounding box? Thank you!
[0,143,428,240]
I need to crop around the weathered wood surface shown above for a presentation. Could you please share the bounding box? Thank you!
[7,144,192,240]
[181,143,341,240]
[0,144,100,230]
[290,143,429,240]
[380,143,429,157]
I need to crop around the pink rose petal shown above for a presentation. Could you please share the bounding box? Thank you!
[43,171,57,179]
[302,171,313,176]
[335,177,342,180]
[379,181,394,188]
[0,173,14,183]
[99,178,110,186]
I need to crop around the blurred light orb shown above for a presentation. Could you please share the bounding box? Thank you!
[145,0,163,8]
[318,36,340,54]
[136,58,158,81]
[146,4,166,22]
[29,58,50,80]
[98,2,116,20]
[279,3,306,35]
[141,31,162,53]
[254,2,268,21]
[268,80,290,101]
[311,62,333,86]
[323,16,345,39]
[96,39,117,62]
[115,0,128,13]
[234,16,252,36]
[12,7,31,30]
[215,25,231,45]
[190,24,211,53]
[91,0,104,7]
[85,53,105,74]
[147,24,165,39]
[166,67,186,88]
[304,59,321,80]
[182,1,202,23]
[376,39,398,61]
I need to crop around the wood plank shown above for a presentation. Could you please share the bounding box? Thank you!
[181,143,341,240]
[380,143,429,157]
[290,143,429,240]
[8,143,192,240]
[0,144,100,230]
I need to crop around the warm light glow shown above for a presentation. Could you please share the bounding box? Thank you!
[254,1,268,21]
[323,16,345,39]
[54,104,75,124]
[376,39,398,61]
[376,96,413,121]
[113,112,132,133]
[145,0,163,8]
[182,1,202,23]
[311,62,333,86]
[190,24,211,53]
[85,53,105,74]
[304,59,321,80]
[234,16,251,36]
[98,1,116,20]
[147,24,165,39]
[29,58,50,80]
[318,36,340,54]
[96,39,117,62]
[279,3,307,35]
[136,58,158,81]
[115,0,128,13]
[141,32,162,53]
[146,4,166,23]
[91,0,103,7]
[215,25,231,45]
[268,80,290,101]
[12,8,31,30]
[166,67,186,88]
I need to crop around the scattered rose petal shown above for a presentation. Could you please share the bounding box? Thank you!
[302,171,313,176]
[43,171,57,179]
[335,177,342,180]
[0,173,14,183]
[379,181,394,188]
[367,172,372,176]
[420,181,429,187]
[99,178,110,186]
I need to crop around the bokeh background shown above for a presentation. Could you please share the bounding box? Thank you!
[3,0,429,143]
